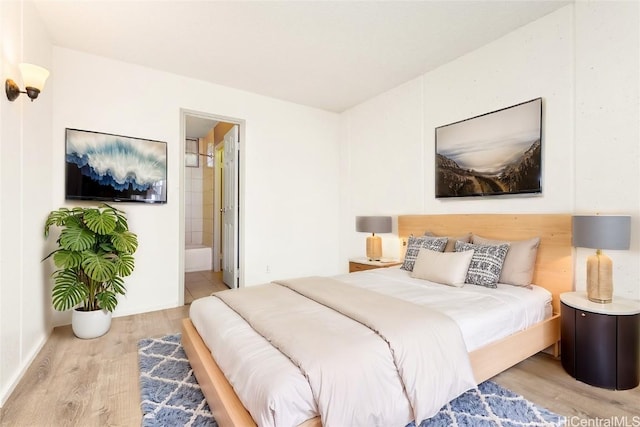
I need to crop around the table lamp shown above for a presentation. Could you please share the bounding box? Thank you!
[356,216,392,261]
[572,215,630,303]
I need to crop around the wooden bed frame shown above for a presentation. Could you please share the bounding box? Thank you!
[182,214,573,427]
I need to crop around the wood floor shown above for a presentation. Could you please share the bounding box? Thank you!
[2,303,638,426]
[0,305,190,427]
[493,354,640,421]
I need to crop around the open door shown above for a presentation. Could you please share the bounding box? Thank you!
[222,125,239,288]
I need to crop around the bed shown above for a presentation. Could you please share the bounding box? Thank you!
[182,214,573,427]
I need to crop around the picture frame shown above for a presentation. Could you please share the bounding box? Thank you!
[65,128,167,203]
[435,98,542,198]
[185,138,199,168]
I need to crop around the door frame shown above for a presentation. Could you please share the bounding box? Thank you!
[179,109,246,304]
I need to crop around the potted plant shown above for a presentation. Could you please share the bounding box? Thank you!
[44,204,138,339]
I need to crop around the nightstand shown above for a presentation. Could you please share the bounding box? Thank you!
[560,291,640,390]
[349,258,402,273]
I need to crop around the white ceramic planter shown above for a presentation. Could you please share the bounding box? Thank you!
[72,309,112,339]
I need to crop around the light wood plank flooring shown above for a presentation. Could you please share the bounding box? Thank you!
[0,305,190,427]
[493,354,640,421]
[2,308,638,426]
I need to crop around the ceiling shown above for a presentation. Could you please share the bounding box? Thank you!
[33,1,569,113]
[185,115,218,139]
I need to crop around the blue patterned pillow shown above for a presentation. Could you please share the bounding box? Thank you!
[401,235,448,271]
[454,241,510,288]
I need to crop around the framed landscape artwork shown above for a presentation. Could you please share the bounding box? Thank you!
[435,98,542,198]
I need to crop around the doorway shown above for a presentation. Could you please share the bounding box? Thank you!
[181,110,243,304]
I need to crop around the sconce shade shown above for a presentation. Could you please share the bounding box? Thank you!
[572,215,630,304]
[572,215,630,250]
[19,63,50,92]
[5,63,49,102]
[356,216,392,234]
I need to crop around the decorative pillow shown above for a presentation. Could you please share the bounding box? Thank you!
[411,249,474,287]
[425,231,472,252]
[454,241,510,288]
[401,235,448,271]
[472,235,541,287]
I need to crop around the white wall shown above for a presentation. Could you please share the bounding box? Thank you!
[51,47,342,325]
[340,77,426,259]
[340,3,640,300]
[573,1,639,300]
[0,1,53,406]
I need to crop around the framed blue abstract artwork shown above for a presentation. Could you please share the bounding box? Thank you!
[65,128,167,203]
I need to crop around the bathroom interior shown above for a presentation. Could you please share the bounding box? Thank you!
[184,116,233,303]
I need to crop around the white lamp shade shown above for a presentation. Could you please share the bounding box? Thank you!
[19,63,49,91]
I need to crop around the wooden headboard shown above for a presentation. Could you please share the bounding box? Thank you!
[398,214,573,314]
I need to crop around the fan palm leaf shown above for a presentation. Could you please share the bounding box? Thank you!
[109,276,126,295]
[52,270,89,311]
[81,252,117,283]
[84,208,118,235]
[111,231,138,254]
[96,291,118,312]
[114,254,135,277]
[44,208,71,236]
[59,226,96,251]
[53,250,83,269]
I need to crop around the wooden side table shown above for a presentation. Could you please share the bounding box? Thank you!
[349,258,401,273]
[560,291,640,390]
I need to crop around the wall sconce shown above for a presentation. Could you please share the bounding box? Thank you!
[5,63,50,102]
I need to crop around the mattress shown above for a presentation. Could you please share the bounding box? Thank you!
[189,267,552,427]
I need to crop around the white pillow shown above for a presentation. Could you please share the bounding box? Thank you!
[472,235,540,287]
[410,249,474,287]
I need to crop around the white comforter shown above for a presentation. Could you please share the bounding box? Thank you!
[189,268,552,427]
[214,276,475,427]
[340,267,552,352]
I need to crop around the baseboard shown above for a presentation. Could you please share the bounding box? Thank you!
[0,328,51,407]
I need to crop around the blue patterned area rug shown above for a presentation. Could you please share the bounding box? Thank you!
[138,334,564,427]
